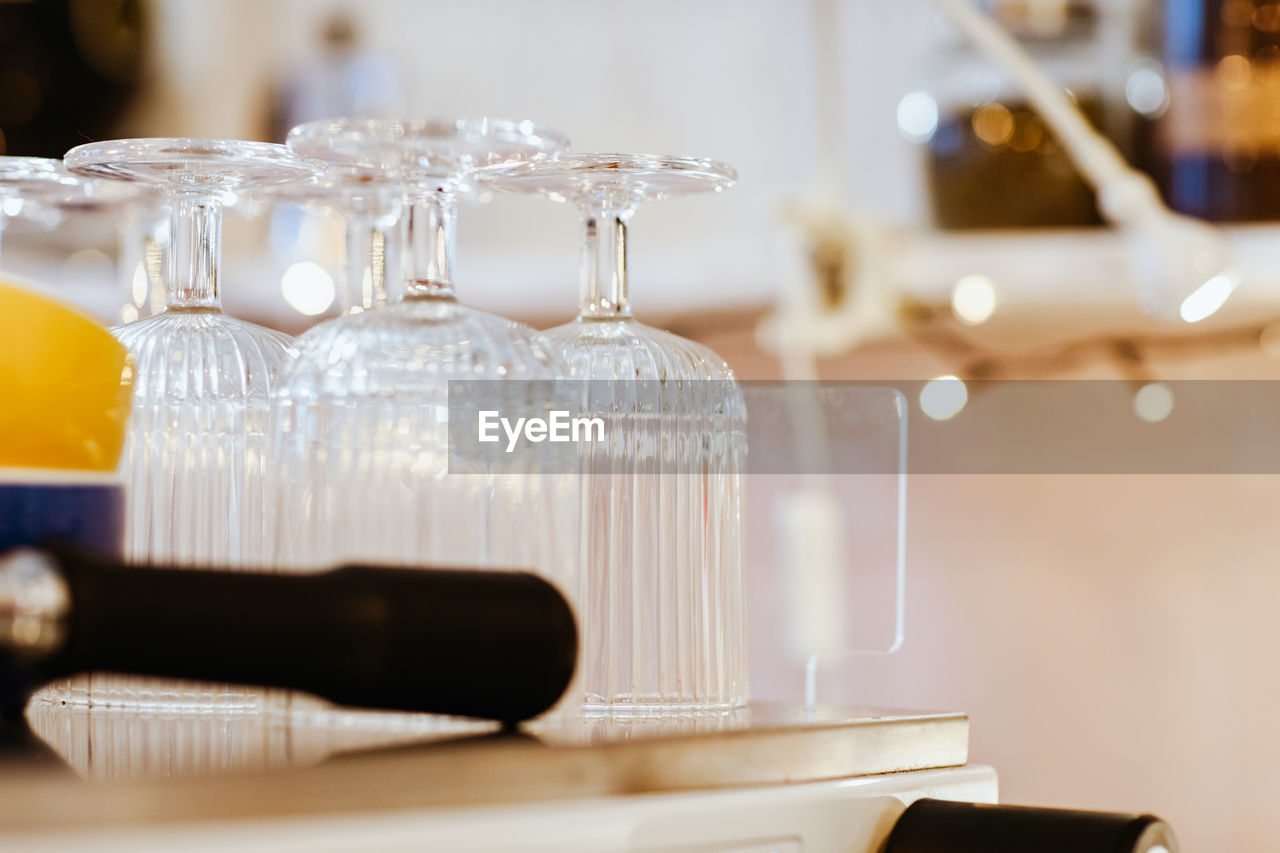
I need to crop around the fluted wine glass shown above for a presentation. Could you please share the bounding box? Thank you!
[275,119,575,606]
[65,139,319,569]
[491,154,748,710]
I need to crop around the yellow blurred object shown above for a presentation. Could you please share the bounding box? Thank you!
[0,275,132,471]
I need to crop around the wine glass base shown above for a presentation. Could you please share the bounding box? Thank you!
[492,154,736,205]
[287,118,569,181]
[66,139,317,191]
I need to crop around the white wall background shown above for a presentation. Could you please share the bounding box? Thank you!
[126,0,934,320]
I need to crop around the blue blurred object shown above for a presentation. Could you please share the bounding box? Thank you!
[0,474,122,557]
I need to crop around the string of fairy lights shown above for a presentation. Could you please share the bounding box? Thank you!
[775,217,1280,425]
[896,282,1280,423]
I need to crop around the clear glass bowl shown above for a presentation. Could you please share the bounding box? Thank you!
[273,297,574,575]
[491,154,749,710]
[274,119,577,606]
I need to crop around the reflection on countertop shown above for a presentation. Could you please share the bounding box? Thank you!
[22,682,955,787]
[25,676,494,781]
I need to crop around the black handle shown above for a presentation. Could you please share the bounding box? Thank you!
[31,549,578,723]
[885,799,1179,853]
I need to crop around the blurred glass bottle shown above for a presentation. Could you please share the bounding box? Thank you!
[901,0,1153,229]
[1152,0,1280,221]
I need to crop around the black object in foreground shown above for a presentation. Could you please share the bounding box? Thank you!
[886,799,1178,853]
[0,548,577,723]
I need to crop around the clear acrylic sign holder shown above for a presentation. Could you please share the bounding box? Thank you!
[743,383,907,710]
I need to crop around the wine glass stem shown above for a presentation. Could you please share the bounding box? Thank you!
[404,191,456,299]
[116,206,143,317]
[166,190,222,311]
[370,222,390,307]
[146,217,167,314]
[343,218,373,313]
[579,206,632,319]
[341,218,394,312]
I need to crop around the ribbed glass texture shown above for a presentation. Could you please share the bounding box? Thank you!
[63,138,317,569]
[96,276,292,712]
[111,311,291,566]
[551,319,747,710]
[273,118,578,625]
[490,153,749,712]
[60,138,317,711]
[273,298,577,595]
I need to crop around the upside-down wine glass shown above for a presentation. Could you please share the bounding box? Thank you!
[55,140,314,712]
[65,139,318,569]
[275,119,576,608]
[491,155,748,711]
